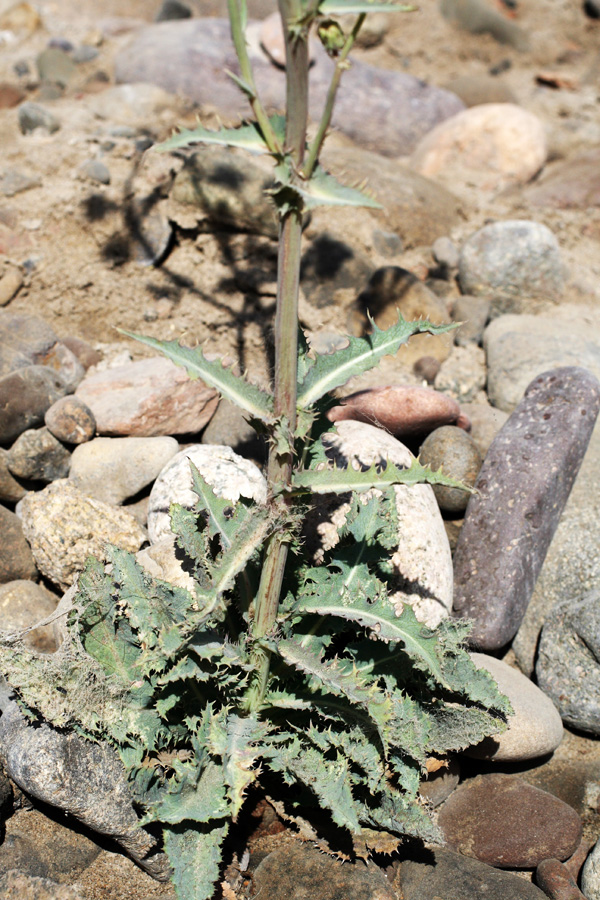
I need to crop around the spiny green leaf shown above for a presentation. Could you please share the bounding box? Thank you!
[319,0,416,11]
[188,462,251,549]
[297,314,456,407]
[292,456,468,495]
[150,761,229,825]
[271,160,381,213]
[118,331,275,425]
[267,739,360,832]
[163,821,229,900]
[276,638,393,749]
[154,114,286,155]
[292,590,446,685]
[222,713,272,819]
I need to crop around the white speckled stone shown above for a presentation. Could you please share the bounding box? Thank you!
[465,653,563,761]
[305,420,453,628]
[147,444,267,543]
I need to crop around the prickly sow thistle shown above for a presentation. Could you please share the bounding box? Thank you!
[0,1,511,898]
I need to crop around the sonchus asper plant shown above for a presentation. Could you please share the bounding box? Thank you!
[0,0,511,898]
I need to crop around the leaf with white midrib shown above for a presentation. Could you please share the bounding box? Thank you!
[296,315,456,408]
[119,331,275,425]
[292,457,469,495]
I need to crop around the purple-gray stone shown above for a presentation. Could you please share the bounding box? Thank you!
[0,366,70,445]
[114,18,464,157]
[452,367,600,651]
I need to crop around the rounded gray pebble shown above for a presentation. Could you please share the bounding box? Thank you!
[419,425,482,514]
[7,427,71,482]
[458,220,565,314]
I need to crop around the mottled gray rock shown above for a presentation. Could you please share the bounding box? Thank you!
[114,18,464,157]
[254,840,395,900]
[45,396,96,445]
[169,147,277,238]
[438,774,582,868]
[0,367,70,445]
[18,102,60,134]
[452,367,600,651]
[400,846,547,900]
[148,444,267,543]
[484,311,600,413]
[419,426,482,515]
[19,480,146,590]
[0,505,38,584]
[75,357,218,437]
[536,592,600,735]
[78,159,110,186]
[582,836,600,900]
[459,220,565,315]
[305,421,453,628]
[7,427,71,482]
[0,698,169,880]
[465,653,563,761]
[0,580,58,652]
[69,436,179,506]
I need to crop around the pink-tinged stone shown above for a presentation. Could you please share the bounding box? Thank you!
[327,385,462,439]
[536,859,587,900]
[410,103,547,193]
[438,774,582,869]
[75,356,219,437]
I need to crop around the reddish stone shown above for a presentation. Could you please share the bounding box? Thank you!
[327,384,462,439]
[535,859,586,900]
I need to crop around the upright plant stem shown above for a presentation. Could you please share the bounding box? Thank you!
[246,0,309,712]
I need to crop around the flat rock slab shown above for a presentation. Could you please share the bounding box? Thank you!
[114,18,464,157]
[452,367,600,650]
[437,773,582,868]
[400,845,547,899]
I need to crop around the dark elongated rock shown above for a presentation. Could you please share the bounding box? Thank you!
[114,18,464,157]
[452,367,600,650]
[0,366,69,445]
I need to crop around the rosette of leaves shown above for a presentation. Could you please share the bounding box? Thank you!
[0,326,511,899]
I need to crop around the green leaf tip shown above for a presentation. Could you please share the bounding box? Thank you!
[154,114,287,155]
[118,329,275,425]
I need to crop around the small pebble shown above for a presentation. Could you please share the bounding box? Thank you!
[0,580,58,652]
[413,356,440,384]
[0,448,26,503]
[536,858,587,900]
[452,294,490,346]
[78,159,110,185]
[419,425,482,514]
[17,102,60,135]
[0,265,23,306]
[44,395,96,444]
[7,427,71,482]
[36,47,76,87]
[72,44,99,63]
[0,366,69,444]
[432,236,459,270]
[0,82,24,109]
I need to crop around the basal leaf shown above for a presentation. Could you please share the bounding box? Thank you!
[163,821,229,900]
[276,638,393,750]
[292,456,468,495]
[154,115,286,155]
[292,591,446,686]
[152,760,230,825]
[268,739,360,832]
[118,331,275,425]
[296,315,456,407]
[222,713,272,819]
